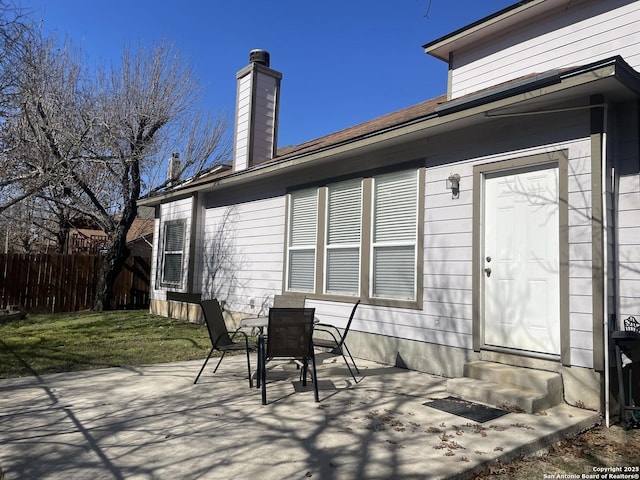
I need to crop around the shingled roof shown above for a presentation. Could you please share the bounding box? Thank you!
[164,93,448,192]
[149,57,625,198]
[274,94,447,161]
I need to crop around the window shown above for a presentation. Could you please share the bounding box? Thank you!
[325,179,362,295]
[161,221,186,286]
[285,167,422,306]
[371,170,418,300]
[287,189,317,291]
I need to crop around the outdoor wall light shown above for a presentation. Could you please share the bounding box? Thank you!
[446,173,461,198]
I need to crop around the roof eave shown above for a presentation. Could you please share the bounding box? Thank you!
[139,57,640,207]
[423,0,559,62]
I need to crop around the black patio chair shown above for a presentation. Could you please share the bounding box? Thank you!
[273,293,306,308]
[194,299,256,387]
[258,307,318,405]
[313,299,361,382]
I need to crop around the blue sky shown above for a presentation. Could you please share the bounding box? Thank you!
[20,0,515,148]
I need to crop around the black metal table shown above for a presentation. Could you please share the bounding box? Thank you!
[612,323,640,429]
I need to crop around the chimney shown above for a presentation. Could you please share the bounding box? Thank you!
[233,49,282,172]
[167,152,181,185]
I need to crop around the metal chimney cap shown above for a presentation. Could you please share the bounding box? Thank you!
[249,49,270,67]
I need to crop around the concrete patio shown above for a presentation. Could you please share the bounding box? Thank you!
[0,355,600,479]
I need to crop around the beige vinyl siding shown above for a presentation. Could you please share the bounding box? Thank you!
[451,1,640,99]
[202,196,285,315]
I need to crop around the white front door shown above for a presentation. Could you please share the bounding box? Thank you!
[483,165,560,355]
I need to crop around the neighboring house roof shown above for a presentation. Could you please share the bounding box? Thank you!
[72,218,154,243]
[139,55,640,206]
[70,218,154,248]
[127,218,154,244]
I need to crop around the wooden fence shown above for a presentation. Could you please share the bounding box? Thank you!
[0,254,151,313]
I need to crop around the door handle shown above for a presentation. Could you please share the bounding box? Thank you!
[484,267,492,277]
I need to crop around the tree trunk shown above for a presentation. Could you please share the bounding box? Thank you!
[93,163,139,311]
[93,227,130,311]
[55,224,70,254]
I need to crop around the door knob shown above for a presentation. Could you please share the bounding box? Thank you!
[484,267,492,277]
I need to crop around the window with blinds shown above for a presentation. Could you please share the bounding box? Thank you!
[287,189,317,291]
[372,170,417,300]
[325,179,362,295]
[285,167,421,304]
[162,221,186,286]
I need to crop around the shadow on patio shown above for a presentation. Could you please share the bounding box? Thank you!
[0,355,599,480]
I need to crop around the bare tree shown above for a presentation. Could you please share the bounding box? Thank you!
[0,30,97,261]
[0,0,29,118]
[1,29,230,310]
[87,42,229,310]
[0,202,40,253]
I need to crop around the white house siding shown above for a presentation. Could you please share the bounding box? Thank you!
[450,0,640,99]
[616,102,640,321]
[250,74,278,165]
[201,196,285,315]
[344,129,596,369]
[618,175,640,318]
[149,197,194,300]
[233,74,252,172]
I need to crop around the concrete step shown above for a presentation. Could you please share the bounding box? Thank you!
[464,361,563,398]
[446,361,564,414]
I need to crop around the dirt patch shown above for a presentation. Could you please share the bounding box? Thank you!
[474,423,640,479]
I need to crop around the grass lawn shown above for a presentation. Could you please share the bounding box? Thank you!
[0,310,211,378]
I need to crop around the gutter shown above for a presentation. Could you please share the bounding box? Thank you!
[435,70,562,116]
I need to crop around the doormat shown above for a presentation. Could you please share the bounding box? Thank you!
[293,379,336,392]
[423,396,509,423]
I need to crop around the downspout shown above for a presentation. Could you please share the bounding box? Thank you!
[591,94,609,424]
[602,104,610,428]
